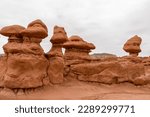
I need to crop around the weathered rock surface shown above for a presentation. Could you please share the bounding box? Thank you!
[21,19,48,43]
[65,58,146,85]
[0,88,15,97]
[63,35,95,60]
[123,35,142,57]
[0,56,6,87]
[47,26,68,84]
[4,54,48,88]
[0,19,49,88]
[48,57,64,84]
[0,20,150,100]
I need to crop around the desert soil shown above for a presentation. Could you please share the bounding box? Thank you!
[0,78,150,100]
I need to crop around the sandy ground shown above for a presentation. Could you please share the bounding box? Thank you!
[0,78,150,100]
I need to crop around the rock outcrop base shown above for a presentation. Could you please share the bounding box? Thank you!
[0,19,150,99]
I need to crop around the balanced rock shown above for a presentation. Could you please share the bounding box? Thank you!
[123,35,142,57]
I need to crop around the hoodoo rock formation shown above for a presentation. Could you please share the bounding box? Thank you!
[0,19,150,99]
[0,19,49,89]
[47,26,68,84]
[21,19,48,55]
[63,35,95,60]
[123,35,142,57]
[0,25,25,55]
[63,35,96,80]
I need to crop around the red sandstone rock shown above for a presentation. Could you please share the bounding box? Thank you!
[0,25,25,54]
[68,59,145,84]
[47,26,67,84]
[143,57,150,66]
[0,25,25,38]
[20,19,48,55]
[28,19,48,33]
[0,88,15,97]
[47,26,68,57]
[50,26,68,44]
[3,42,22,55]
[63,36,95,50]
[21,26,48,39]
[0,20,50,88]
[0,21,150,99]
[48,57,64,84]
[123,35,142,57]
[63,35,95,60]
[22,42,44,55]
[21,19,48,44]
[4,54,49,88]
[0,56,7,87]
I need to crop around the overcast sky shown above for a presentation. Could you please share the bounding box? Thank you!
[0,0,149,56]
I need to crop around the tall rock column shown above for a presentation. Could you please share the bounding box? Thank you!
[47,26,68,84]
[0,19,49,89]
[0,25,25,87]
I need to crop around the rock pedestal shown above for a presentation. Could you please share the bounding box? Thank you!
[123,35,142,57]
[0,25,25,55]
[47,26,68,84]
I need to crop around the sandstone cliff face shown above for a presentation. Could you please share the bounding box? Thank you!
[64,56,146,85]
[4,54,48,88]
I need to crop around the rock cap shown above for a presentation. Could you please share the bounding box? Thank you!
[27,19,48,33]
[63,35,95,50]
[21,26,48,39]
[123,35,142,53]
[21,19,48,39]
[50,25,68,44]
[0,25,25,38]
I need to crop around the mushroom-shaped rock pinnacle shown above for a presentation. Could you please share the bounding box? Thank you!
[21,19,48,39]
[0,25,25,38]
[20,26,48,39]
[123,35,142,54]
[53,25,67,34]
[27,19,48,33]
[63,35,95,50]
[50,25,68,44]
